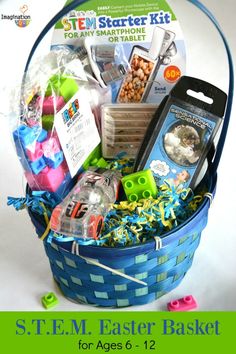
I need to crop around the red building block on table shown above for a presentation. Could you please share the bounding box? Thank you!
[167,295,197,312]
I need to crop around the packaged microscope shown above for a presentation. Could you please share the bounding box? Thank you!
[51,1,187,104]
[134,76,227,189]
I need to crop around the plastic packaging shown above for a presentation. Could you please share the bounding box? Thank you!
[11,47,105,201]
[50,168,121,239]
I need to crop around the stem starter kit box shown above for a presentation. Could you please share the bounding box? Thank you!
[51,0,186,104]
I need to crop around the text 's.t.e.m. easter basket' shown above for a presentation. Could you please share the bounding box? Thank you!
[21,0,234,307]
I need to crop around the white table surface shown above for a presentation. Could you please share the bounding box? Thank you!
[0,0,235,311]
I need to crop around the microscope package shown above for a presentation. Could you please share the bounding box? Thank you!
[134,76,227,189]
[50,0,186,104]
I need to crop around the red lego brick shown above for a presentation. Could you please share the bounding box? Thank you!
[167,295,197,312]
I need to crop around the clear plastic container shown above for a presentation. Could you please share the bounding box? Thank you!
[101,103,157,158]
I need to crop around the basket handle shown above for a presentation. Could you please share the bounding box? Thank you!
[188,0,234,176]
[24,0,234,176]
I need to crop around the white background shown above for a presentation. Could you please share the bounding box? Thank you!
[0,0,235,311]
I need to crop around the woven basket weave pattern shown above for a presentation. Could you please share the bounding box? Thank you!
[44,231,201,307]
[28,181,212,307]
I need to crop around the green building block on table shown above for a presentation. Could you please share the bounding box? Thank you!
[45,75,78,102]
[41,292,59,309]
[121,169,158,202]
[42,115,54,131]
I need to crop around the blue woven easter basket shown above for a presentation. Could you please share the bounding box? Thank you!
[25,0,233,307]
[28,173,215,307]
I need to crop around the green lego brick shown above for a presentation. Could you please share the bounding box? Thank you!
[91,157,108,168]
[41,292,59,309]
[42,115,54,131]
[45,75,66,97]
[121,169,158,202]
[82,144,102,170]
[45,75,78,102]
[59,77,78,102]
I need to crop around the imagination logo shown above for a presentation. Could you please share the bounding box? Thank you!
[1,4,31,28]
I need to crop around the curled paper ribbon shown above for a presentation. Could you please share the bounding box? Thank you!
[99,184,204,247]
[7,191,57,216]
[50,184,204,247]
[8,164,204,248]
[108,155,134,176]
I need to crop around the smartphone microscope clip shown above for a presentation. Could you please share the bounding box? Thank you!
[144,26,177,99]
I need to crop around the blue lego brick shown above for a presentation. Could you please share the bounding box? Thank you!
[13,132,26,157]
[13,125,40,147]
[37,128,48,142]
[30,157,47,175]
[44,151,64,169]
[13,132,31,171]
